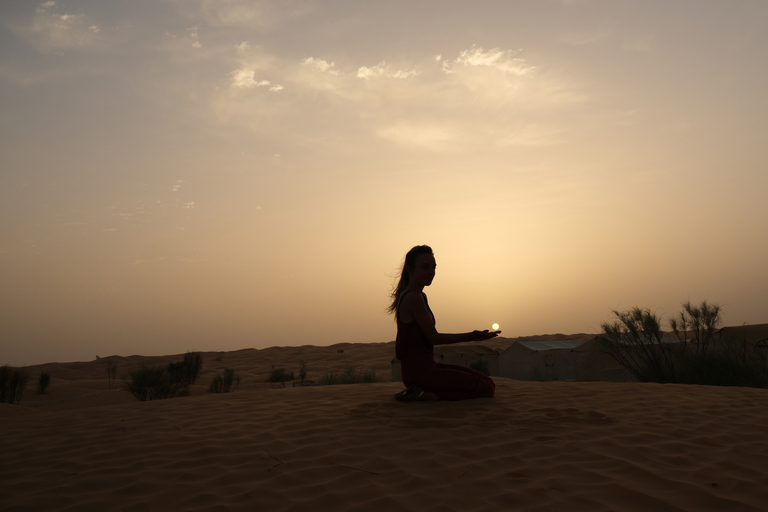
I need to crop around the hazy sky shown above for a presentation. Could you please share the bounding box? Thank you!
[2,0,767,365]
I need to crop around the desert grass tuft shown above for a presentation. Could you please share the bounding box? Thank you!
[106,359,117,389]
[0,365,30,405]
[318,367,378,386]
[292,360,313,386]
[268,365,294,388]
[38,372,51,394]
[209,368,241,393]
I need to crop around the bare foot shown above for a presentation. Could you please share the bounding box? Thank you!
[395,385,439,402]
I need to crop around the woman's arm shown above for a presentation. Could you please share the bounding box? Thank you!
[401,292,499,346]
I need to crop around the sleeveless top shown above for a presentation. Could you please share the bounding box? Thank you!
[395,290,436,363]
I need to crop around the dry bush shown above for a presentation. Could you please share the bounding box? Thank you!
[602,301,768,388]
[124,366,189,401]
[209,368,241,393]
[0,365,29,405]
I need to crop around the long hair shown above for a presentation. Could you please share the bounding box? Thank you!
[387,245,433,318]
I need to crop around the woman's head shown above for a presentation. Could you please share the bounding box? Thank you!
[388,245,435,316]
[404,245,436,288]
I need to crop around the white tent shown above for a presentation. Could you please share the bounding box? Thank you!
[498,340,581,381]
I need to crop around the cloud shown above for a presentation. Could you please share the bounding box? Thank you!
[18,1,102,52]
[357,61,419,80]
[189,26,202,48]
[169,0,313,28]
[303,57,339,75]
[444,45,535,76]
[210,44,584,153]
[35,1,56,14]
[230,68,283,91]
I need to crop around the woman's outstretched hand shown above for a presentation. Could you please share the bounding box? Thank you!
[472,330,500,341]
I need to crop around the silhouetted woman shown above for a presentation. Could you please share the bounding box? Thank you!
[389,245,498,401]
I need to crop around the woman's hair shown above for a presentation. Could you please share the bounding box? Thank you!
[387,245,433,317]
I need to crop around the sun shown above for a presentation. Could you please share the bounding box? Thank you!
[492,323,499,331]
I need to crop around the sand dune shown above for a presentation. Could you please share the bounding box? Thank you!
[2,342,768,511]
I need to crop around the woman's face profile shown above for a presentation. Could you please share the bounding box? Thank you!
[410,254,437,287]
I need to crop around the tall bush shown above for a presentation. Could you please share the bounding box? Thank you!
[167,352,203,385]
[670,300,722,355]
[602,301,768,388]
[601,307,678,382]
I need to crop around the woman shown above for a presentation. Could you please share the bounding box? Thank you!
[389,245,498,401]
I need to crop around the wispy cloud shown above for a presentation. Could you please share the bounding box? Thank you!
[188,26,202,48]
[303,57,339,75]
[357,61,419,80]
[230,68,283,91]
[20,1,103,52]
[207,44,584,152]
[443,46,535,76]
[170,0,313,28]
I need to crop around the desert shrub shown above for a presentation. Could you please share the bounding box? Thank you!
[318,368,378,386]
[293,360,313,387]
[676,342,768,387]
[209,368,241,393]
[602,301,768,388]
[669,300,722,352]
[0,365,30,405]
[268,365,294,388]
[124,366,190,401]
[167,352,203,385]
[106,360,117,389]
[38,372,51,394]
[469,358,490,376]
[299,360,307,384]
[317,371,340,386]
[601,307,678,382]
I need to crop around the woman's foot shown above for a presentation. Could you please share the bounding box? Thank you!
[394,385,438,402]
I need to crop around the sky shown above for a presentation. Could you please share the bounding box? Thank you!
[2,0,767,365]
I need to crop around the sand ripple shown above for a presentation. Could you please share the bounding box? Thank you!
[2,378,768,511]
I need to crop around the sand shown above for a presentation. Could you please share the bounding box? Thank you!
[2,341,768,511]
